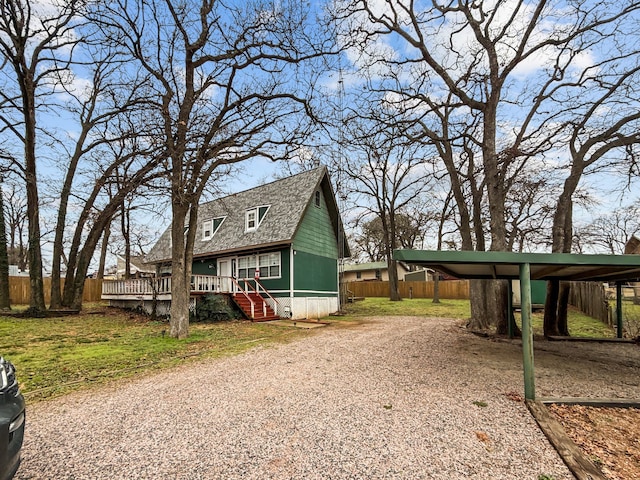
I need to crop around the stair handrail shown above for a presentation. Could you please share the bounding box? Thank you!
[230,277,255,318]
[254,278,280,317]
[240,279,267,317]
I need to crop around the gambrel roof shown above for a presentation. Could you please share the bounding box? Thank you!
[146,166,350,263]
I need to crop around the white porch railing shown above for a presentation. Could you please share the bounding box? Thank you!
[102,275,273,296]
[102,275,229,296]
[102,274,282,317]
[102,277,172,295]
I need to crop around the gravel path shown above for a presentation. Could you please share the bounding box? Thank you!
[16,317,575,479]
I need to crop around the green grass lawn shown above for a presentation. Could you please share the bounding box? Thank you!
[621,299,640,337]
[0,305,308,402]
[344,297,617,338]
[515,307,617,338]
[340,297,471,319]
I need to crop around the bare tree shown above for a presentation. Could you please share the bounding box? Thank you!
[340,116,433,301]
[355,211,430,263]
[541,28,640,336]
[574,204,640,254]
[0,173,9,310]
[332,0,640,333]
[1,177,28,271]
[47,40,154,309]
[96,0,332,338]
[0,0,89,314]
[60,119,164,310]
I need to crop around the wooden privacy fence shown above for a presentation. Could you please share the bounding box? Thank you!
[7,277,103,305]
[567,281,612,326]
[344,280,470,299]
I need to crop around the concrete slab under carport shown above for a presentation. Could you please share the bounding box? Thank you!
[393,249,640,401]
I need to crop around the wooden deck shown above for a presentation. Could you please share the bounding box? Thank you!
[102,275,281,321]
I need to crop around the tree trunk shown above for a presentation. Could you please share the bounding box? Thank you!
[25,133,46,317]
[122,202,131,279]
[432,273,440,304]
[24,91,46,315]
[50,130,90,309]
[469,280,491,330]
[557,282,571,336]
[543,280,561,337]
[69,209,122,310]
[97,222,111,280]
[169,202,190,339]
[0,183,11,311]
[387,258,401,301]
[545,172,579,336]
[492,280,510,335]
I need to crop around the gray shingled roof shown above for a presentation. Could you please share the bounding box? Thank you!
[146,166,348,263]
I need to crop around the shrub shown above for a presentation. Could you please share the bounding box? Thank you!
[191,294,240,322]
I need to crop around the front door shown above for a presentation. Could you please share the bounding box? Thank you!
[217,257,235,292]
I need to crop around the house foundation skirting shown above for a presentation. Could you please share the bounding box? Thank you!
[108,296,337,320]
[108,298,195,317]
[284,297,338,320]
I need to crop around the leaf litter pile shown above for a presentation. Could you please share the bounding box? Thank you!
[548,404,640,480]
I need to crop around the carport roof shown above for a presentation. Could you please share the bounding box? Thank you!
[393,249,640,283]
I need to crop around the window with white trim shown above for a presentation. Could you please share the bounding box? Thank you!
[315,190,321,208]
[202,216,225,240]
[237,252,281,279]
[245,205,270,232]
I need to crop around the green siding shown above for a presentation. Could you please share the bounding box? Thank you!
[294,250,337,293]
[192,259,217,275]
[293,190,338,258]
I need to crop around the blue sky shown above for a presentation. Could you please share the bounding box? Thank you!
[3,0,640,273]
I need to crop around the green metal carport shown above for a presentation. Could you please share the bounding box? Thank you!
[393,249,640,401]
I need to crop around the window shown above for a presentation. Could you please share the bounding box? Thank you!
[238,252,281,279]
[246,210,257,231]
[202,220,213,239]
[202,216,225,240]
[245,205,270,232]
[375,270,381,280]
[259,252,280,278]
[238,256,256,279]
[315,190,321,208]
[356,271,362,279]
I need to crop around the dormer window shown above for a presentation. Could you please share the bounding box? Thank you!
[245,205,270,232]
[202,216,225,240]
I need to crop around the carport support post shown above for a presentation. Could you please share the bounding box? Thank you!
[616,282,623,339]
[519,263,535,400]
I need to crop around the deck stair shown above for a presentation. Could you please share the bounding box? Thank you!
[232,292,279,321]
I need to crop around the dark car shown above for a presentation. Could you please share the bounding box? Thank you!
[0,357,25,480]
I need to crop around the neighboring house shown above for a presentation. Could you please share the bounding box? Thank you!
[342,261,410,282]
[116,255,155,279]
[102,166,350,320]
[625,235,640,255]
[403,268,435,282]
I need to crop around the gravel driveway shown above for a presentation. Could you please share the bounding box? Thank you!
[16,317,575,479]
